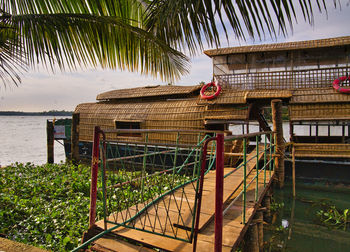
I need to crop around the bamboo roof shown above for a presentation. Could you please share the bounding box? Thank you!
[97,85,201,101]
[204,36,350,57]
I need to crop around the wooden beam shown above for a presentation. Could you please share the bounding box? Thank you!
[271,99,285,188]
[46,120,54,164]
[71,113,80,164]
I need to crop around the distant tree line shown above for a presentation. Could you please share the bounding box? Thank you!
[0,110,73,116]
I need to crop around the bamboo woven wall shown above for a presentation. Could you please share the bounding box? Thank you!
[289,103,350,121]
[197,87,292,105]
[290,87,350,104]
[294,143,350,158]
[197,89,246,105]
[143,99,206,144]
[204,104,249,120]
[75,97,251,144]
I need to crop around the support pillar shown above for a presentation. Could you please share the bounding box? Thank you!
[243,223,259,252]
[256,211,264,251]
[271,99,285,188]
[71,113,80,164]
[47,120,54,164]
[262,193,271,222]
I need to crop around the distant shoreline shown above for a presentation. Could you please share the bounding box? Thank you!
[0,111,73,116]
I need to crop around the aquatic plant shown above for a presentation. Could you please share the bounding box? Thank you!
[316,205,350,231]
[270,197,284,212]
[0,162,188,251]
[0,162,96,250]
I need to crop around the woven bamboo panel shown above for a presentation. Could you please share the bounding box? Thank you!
[75,99,209,144]
[144,100,206,144]
[75,102,150,142]
[197,88,292,105]
[245,89,292,99]
[204,104,249,120]
[289,103,350,121]
[197,89,247,105]
[96,85,201,101]
[204,36,350,56]
[290,87,350,104]
[294,143,350,158]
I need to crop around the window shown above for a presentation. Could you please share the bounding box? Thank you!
[115,121,141,137]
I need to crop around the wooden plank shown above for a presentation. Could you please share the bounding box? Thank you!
[95,221,232,252]
[92,171,273,251]
[92,237,154,252]
[195,172,272,249]
[176,146,264,231]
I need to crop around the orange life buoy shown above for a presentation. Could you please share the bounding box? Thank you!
[333,76,350,93]
[200,82,221,100]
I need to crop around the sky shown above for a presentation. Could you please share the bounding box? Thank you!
[1,1,350,112]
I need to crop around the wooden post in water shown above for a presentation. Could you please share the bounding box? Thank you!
[255,210,264,250]
[244,223,259,252]
[262,188,272,222]
[292,144,296,197]
[71,113,80,164]
[271,99,285,188]
[46,120,54,164]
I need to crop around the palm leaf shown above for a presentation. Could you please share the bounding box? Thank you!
[0,22,27,87]
[144,0,331,55]
[0,0,189,86]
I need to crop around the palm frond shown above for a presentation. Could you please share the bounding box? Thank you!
[6,13,189,81]
[0,0,190,86]
[0,23,27,87]
[144,0,332,55]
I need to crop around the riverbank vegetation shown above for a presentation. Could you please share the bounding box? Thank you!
[0,162,187,251]
[0,163,97,251]
[0,110,72,116]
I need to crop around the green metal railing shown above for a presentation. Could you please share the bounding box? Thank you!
[74,129,276,251]
[95,129,218,243]
[221,131,276,224]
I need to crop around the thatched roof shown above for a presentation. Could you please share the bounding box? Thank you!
[97,85,201,101]
[204,36,350,57]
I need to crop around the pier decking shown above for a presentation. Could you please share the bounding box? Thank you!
[88,145,272,251]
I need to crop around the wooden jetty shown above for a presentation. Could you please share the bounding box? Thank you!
[84,144,272,252]
[72,36,350,252]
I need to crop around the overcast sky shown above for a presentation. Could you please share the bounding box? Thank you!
[1,1,350,112]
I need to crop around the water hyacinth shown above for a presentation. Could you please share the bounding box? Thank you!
[0,162,100,251]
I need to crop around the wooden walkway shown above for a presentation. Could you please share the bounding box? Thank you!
[90,147,273,252]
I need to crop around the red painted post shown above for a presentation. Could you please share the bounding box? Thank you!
[193,138,210,252]
[215,134,224,252]
[89,126,101,228]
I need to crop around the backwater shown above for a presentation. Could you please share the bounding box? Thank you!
[263,162,350,252]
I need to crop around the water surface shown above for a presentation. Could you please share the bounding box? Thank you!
[264,179,350,251]
[0,116,69,166]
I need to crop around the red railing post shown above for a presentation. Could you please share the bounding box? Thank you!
[89,126,101,228]
[215,134,224,252]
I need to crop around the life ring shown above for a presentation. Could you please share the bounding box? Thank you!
[333,76,350,93]
[200,82,222,100]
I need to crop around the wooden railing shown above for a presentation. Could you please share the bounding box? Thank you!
[216,66,350,90]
